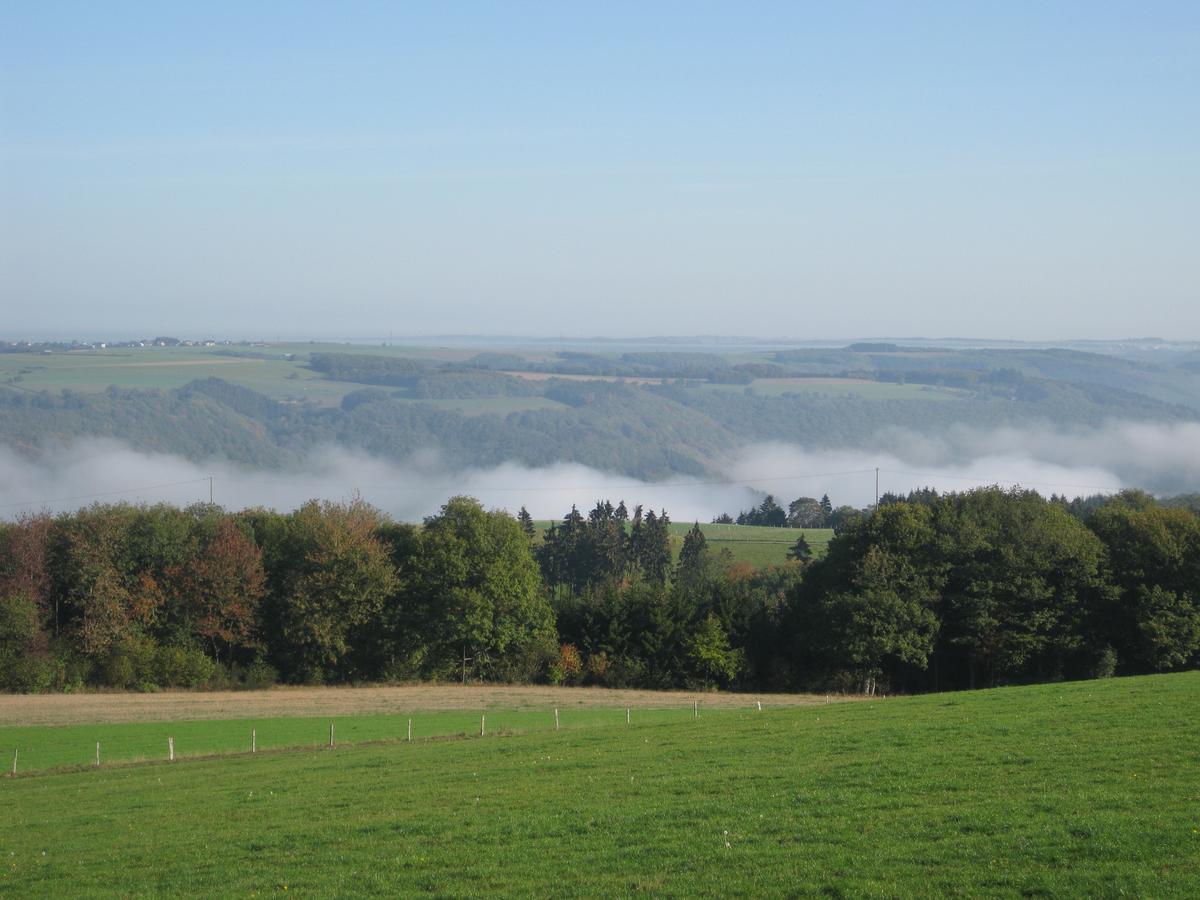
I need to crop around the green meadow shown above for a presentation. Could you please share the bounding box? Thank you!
[0,346,966,410]
[2,673,1197,896]
[674,521,832,564]
[533,521,831,569]
[699,378,966,401]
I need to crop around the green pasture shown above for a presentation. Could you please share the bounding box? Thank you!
[0,706,708,775]
[0,348,356,405]
[678,523,831,568]
[535,521,831,568]
[0,348,575,412]
[389,396,569,416]
[702,378,967,401]
[2,673,1197,895]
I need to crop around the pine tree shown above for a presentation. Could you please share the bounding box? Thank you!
[677,522,709,586]
[787,533,813,563]
[517,506,536,539]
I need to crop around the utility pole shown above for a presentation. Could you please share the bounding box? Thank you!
[208,475,213,505]
[875,467,879,508]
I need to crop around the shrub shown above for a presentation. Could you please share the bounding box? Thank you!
[242,658,278,690]
[101,635,158,688]
[584,650,610,684]
[0,649,54,692]
[492,634,558,684]
[556,643,583,684]
[154,646,217,688]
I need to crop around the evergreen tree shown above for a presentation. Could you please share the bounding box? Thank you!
[677,523,709,585]
[517,506,536,539]
[787,533,813,563]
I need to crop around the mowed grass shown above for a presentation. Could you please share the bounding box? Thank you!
[676,521,833,566]
[534,520,831,568]
[2,673,1198,896]
[0,706,712,774]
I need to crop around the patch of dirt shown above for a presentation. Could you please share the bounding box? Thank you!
[0,684,851,727]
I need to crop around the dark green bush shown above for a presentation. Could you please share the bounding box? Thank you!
[154,646,217,688]
[242,658,278,690]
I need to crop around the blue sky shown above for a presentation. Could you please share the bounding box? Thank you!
[2,2,1197,340]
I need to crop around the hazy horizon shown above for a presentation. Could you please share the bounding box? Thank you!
[3,3,1197,340]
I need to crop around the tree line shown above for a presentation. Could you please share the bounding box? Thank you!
[1,488,1197,694]
[715,492,862,529]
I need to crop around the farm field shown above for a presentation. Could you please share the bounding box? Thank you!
[0,346,968,408]
[671,521,832,567]
[533,521,830,568]
[0,347,358,405]
[0,682,833,727]
[700,377,966,401]
[1,673,1196,895]
[0,685,840,772]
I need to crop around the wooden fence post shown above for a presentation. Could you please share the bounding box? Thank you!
[168,737,174,762]
[329,723,335,748]
[95,742,100,767]
[408,719,412,742]
[554,708,559,730]
[10,748,16,776]
[480,715,486,737]
[626,708,630,724]
[252,729,256,754]
[694,700,698,719]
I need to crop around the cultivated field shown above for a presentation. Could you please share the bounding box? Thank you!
[2,674,1197,895]
[1,345,967,409]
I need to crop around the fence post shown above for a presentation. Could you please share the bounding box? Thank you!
[168,737,174,762]
[626,708,630,725]
[252,729,256,754]
[480,715,486,737]
[554,708,559,730]
[694,700,698,719]
[329,723,335,749]
[10,748,15,776]
[407,719,412,742]
[95,742,100,767]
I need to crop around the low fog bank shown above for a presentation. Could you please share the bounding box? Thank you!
[0,441,761,522]
[3,421,1199,522]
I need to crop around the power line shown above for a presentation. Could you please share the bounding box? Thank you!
[335,468,881,493]
[0,463,1128,513]
[0,469,877,511]
[0,477,212,511]
[878,467,1121,493]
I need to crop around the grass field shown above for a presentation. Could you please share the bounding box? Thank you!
[1,673,1197,895]
[701,378,967,401]
[0,348,359,406]
[1,347,970,410]
[534,520,832,568]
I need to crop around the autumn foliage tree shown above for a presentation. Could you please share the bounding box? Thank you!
[169,518,267,662]
[264,499,398,683]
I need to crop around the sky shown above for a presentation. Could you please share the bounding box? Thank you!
[2,2,1198,341]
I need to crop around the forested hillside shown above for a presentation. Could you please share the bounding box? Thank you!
[3,341,1198,480]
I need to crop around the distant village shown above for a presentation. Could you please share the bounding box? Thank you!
[0,337,272,354]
